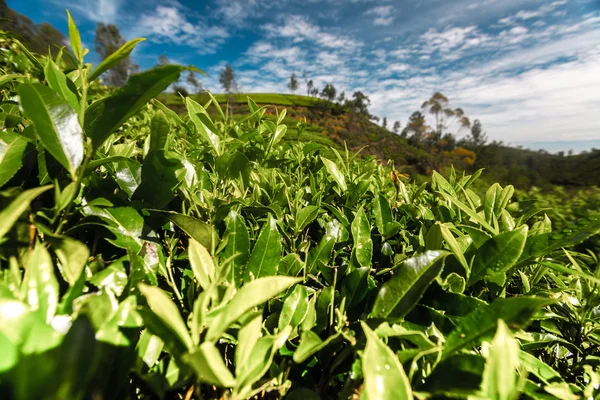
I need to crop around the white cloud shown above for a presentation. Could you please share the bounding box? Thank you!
[132,6,229,54]
[263,15,362,50]
[51,0,122,23]
[365,5,394,26]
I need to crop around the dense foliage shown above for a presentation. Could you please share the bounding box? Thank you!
[1,15,600,400]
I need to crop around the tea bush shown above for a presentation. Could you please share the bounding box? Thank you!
[1,14,599,400]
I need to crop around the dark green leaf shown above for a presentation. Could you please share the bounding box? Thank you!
[244,215,281,280]
[18,83,84,176]
[159,211,215,250]
[0,185,52,241]
[468,225,528,286]
[149,110,169,153]
[85,66,187,149]
[371,251,449,320]
[443,297,554,358]
[0,132,28,187]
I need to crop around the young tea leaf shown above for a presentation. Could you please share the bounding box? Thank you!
[361,322,413,400]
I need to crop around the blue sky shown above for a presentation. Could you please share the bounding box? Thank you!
[9,0,600,152]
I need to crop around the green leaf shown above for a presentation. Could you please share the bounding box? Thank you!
[371,251,449,319]
[66,10,83,63]
[205,277,301,342]
[188,238,215,291]
[516,216,600,268]
[89,38,146,82]
[518,351,561,385]
[361,322,413,400]
[373,193,393,237]
[138,283,193,351]
[148,110,169,152]
[50,236,89,286]
[85,65,187,150]
[443,296,554,359]
[306,235,335,275]
[186,97,220,155]
[439,192,496,234]
[295,205,320,234]
[159,211,215,250]
[133,151,183,208]
[0,332,18,373]
[0,132,28,187]
[182,342,236,387]
[113,159,141,198]
[85,206,144,252]
[0,185,52,241]
[468,225,528,286]
[293,330,340,363]
[235,313,262,375]
[422,354,485,395]
[222,210,250,285]
[321,157,347,191]
[44,59,80,113]
[351,207,373,268]
[481,320,520,400]
[18,83,84,176]
[278,284,309,331]
[439,223,469,272]
[23,242,59,323]
[341,267,370,308]
[244,215,281,280]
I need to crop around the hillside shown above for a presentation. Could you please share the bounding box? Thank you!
[158,92,454,176]
[159,91,600,189]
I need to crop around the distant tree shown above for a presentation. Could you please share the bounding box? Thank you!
[310,87,319,97]
[337,91,346,105]
[288,73,298,94]
[382,117,388,129]
[568,150,573,156]
[0,1,66,57]
[186,71,202,94]
[219,64,238,94]
[392,121,401,134]
[467,119,487,148]
[172,85,189,97]
[306,79,314,96]
[321,84,337,102]
[94,23,138,87]
[157,54,170,66]
[421,92,471,138]
[402,111,426,142]
[351,91,370,114]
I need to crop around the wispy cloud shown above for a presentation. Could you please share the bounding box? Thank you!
[130,5,229,54]
[365,5,394,26]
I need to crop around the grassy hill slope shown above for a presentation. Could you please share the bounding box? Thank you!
[159,91,600,190]
[158,92,436,176]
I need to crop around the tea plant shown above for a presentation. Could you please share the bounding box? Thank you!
[0,14,599,400]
